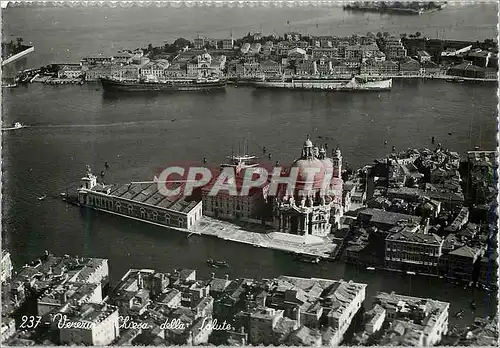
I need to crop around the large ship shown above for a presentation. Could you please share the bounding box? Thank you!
[253,75,392,91]
[99,76,227,92]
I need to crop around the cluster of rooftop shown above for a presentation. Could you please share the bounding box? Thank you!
[1,252,109,345]
[43,30,498,84]
[342,145,497,288]
[3,254,464,347]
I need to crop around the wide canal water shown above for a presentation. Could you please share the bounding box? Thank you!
[2,4,498,327]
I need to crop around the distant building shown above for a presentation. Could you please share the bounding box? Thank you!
[250,43,262,54]
[37,282,103,316]
[345,44,379,60]
[113,51,134,65]
[385,228,443,274]
[259,59,282,77]
[445,245,483,282]
[447,61,489,78]
[140,59,170,79]
[253,32,262,41]
[357,208,421,231]
[58,303,120,346]
[421,61,440,75]
[248,307,286,345]
[187,52,226,78]
[111,64,140,81]
[399,57,421,76]
[374,291,449,346]
[287,47,307,60]
[273,137,344,236]
[81,55,114,66]
[83,66,112,81]
[77,166,203,230]
[201,154,270,225]
[285,32,301,42]
[311,47,340,59]
[57,64,83,79]
[360,60,398,75]
[312,57,333,75]
[380,36,407,59]
[478,250,498,289]
[194,35,205,49]
[243,276,367,346]
[1,251,13,283]
[364,304,386,335]
[240,43,251,54]
[222,37,234,50]
[416,50,432,63]
[1,318,15,343]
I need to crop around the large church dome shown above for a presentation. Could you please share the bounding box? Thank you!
[290,157,325,189]
[288,136,327,192]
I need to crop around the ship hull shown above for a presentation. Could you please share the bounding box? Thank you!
[254,78,392,91]
[100,78,227,92]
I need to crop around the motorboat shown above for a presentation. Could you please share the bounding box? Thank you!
[207,259,229,268]
[2,122,26,131]
[295,255,321,264]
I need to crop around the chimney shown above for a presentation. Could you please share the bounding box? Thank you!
[211,273,215,279]
[137,272,143,289]
[225,274,229,281]
[485,52,491,68]
[294,306,301,327]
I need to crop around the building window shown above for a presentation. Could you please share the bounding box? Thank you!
[152,211,158,221]
[178,218,184,227]
[165,214,171,224]
[128,205,133,214]
[140,208,146,219]
[115,202,121,211]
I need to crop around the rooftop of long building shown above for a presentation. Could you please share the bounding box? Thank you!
[94,182,200,214]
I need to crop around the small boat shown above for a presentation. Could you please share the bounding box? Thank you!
[207,259,229,268]
[366,266,376,271]
[2,122,25,131]
[454,309,464,318]
[38,195,47,201]
[296,255,321,264]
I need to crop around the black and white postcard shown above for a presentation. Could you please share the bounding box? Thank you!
[1,1,498,346]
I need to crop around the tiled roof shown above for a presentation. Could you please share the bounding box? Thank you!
[387,230,442,245]
[357,208,421,227]
[448,245,481,259]
[102,182,199,214]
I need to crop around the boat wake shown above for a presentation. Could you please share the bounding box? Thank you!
[32,120,176,129]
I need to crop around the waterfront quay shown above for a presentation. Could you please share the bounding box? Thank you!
[190,217,337,259]
[2,252,497,346]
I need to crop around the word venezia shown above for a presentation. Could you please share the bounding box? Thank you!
[53,314,234,332]
[156,165,341,198]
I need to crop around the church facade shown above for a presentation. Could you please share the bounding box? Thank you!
[272,136,344,237]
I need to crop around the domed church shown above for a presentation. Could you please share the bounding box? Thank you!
[273,135,344,237]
